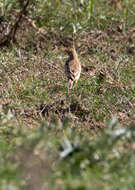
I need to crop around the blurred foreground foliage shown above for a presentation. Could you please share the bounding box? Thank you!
[0,108,135,190]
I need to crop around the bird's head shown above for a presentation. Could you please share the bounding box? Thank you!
[63,47,77,57]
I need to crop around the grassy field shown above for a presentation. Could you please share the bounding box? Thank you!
[0,0,135,189]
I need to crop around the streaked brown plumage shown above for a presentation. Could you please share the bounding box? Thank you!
[64,48,81,91]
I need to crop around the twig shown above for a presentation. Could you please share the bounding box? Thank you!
[0,0,30,47]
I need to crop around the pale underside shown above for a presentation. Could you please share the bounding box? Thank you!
[65,59,81,89]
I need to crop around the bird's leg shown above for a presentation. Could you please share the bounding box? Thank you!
[68,88,70,94]
[75,80,77,88]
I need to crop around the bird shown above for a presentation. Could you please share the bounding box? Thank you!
[115,0,121,8]
[112,0,121,8]
[64,47,81,92]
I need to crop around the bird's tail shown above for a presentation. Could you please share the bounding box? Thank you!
[67,79,73,89]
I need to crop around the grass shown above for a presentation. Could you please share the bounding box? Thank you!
[0,0,135,189]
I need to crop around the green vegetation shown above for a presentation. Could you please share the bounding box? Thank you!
[0,0,135,189]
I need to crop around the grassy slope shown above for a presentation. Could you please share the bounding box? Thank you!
[0,0,135,189]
